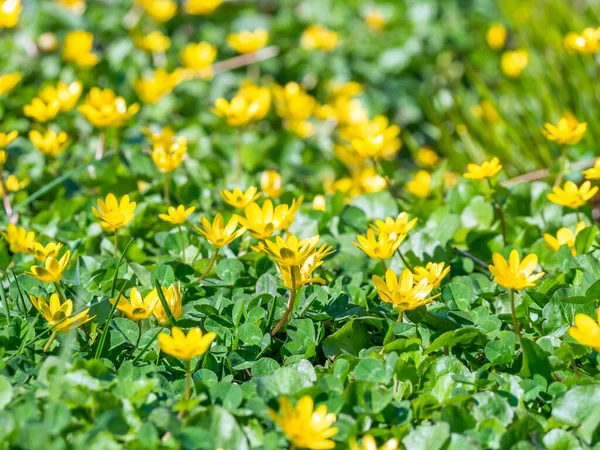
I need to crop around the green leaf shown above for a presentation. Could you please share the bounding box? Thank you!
[322,319,371,358]
[575,226,598,256]
[552,384,600,427]
[0,376,12,409]
[520,337,553,382]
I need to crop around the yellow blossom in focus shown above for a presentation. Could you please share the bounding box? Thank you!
[110,287,159,321]
[30,242,63,262]
[253,234,333,268]
[1,224,35,253]
[0,72,21,95]
[301,25,339,52]
[133,69,182,104]
[464,157,502,180]
[92,193,137,232]
[542,114,587,145]
[371,212,418,236]
[279,252,329,289]
[29,293,93,333]
[195,213,246,248]
[0,0,21,28]
[134,31,171,53]
[547,181,598,209]
[227,29,269,54]
[413,262,451,288]
[544,221,586,256]
[158,326,216,360]
[350,434,399,450]
[312,195,326,212]
[39,81,83,112]
[29,129,70,157]
[486,23,507,50]
[152,283,183,325]
[583,159,600,180]
[151,136,187,172]
[268,396,338,450]
[236,200,288,239]
[564,28,600,54]
[0,130,18,148]
[159,205,195,225]
[415,147,439,167]
[488,250,544,290]
[354,229,405,260]
[180,41,217,75]
[569,311,600,351]
[471,100,500,124]
[184,0,222,15]
[221,186,260,209]
[261,170,282,198]
[364,10,386,31]
[140,0,177,22]
[26,250,71,283]
[405,170,431,198]
[501,49,528,77]
[79,87,140,127]
[63,30,98,67]
[23,97,61,122]
[373,268,439,311]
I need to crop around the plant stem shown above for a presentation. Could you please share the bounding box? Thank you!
[398,311,404,322]
[163,173,170,205]
[397,248,413,270]
[135,321,142,348]
[510,289,523,347]
[132,326,164,364]
[53,282,67,303]
[43,331,57,353]
[185,359,192,400]
[178,225,186,264]
[555,145,567,187]
[576,208,582,222]
[114,231,119,258]
[95,130,105,160]
[272,268,297,335]
[0,170,16,223]
[197,248,219,282]
[380,258,388,271]
[494,199,507,245]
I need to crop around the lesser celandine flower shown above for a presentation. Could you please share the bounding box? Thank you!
[564,28,600,54]
[413,262,451,288]
[79,88,140,128]
[159,205,195,225]
[544,221,586,256]
[301,25,339,52]
[486,23,507,50]
[312,195,326,212]
[134,31,171,53]
[92,194,137,232]
[373,269,439,315]
[371,213,418,236]
[464,157,502,180]
[501,49,528,77]
[110,287,159,321]
[269,396,338,449]
[252,234,329,268]
[405,170,431,198]
[279,250,331,290]
[584,159,600,180]
[0,174,27,195]
[415,147,440,167]
[364,10,386,31]
[472,100,500,124]
[212,87,270,126]
[221,186,260,209]
[195,214,245,249]
[0,150,6,166]
[139,0,177,22]
[55,0,85,12]
[26,250,71,283]
[354,229,405,262]
[273,82,315,123]
[489,250,543,291]
[39,81,82,112]
[227,29,269,54]
[542,114,587,145]
[144,125,176,147]
[30,242,63,262]
[0,130,18,148]
[151,136,187,172]
[63,30,98,67]
[261,170,282,198]
[184,0,221,14]
[341,115,401,160]
[29,129,70,156]
[276,197,303,230]
[0,72,21,95]
[236,200,289,239]
[158,326,216,360]
[547,181,598,209]
[180,41,216,74]
[1,224,35,253]
[134,69,182,104]
[237,81,271,119]
[153,283,183,324]
[0,0,21,28]
[23,97,61,122]
[350,435,399,450]
[569,311,600,351]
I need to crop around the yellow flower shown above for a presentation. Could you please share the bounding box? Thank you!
[312,195,326,212]
[341,115,401,160]
[30,242,63,262]
[134,31,171,53]
[237,81,271,120]
[415,147,440,167]
[354,229,405,260]
[486,24,507,50]
[79,87,140,127]
[544,221,586,256]
[279,248,332,289]
[274,197,303,231]
[23,97,61,122]
[583,159,600,180]
[548,181,598,209]
[371,213,418,236]
[350,434,399,450]
[29,129,70,156]
[195,213,245,248]
[159,205,195,225]
[63,30,98,67]
[133,69,182,104]
[489,250,544,290]
[463,157,502,181]
[26,250,71,283]
[1,224,35,253]
[444,171,459,188]
[0,150,6,165]
[301,25,339,52]
[0,130,18,148]
[141,0,177,22]
[158,326,216,360]
[183,0,222,15]
[542,114,587,145]
[227,29,269,54]
[0,174,26,195]
[39,81,83,112]
[110,287,159,321]
[29,293,93,333]
[151,136,187,172]
[152,283,183,325]
[261,170,282,198]
[180,41,217,71]
[55,0,85,11]
[569,311,600,351]
[405,170,431,198]
[38,32,59,52]
[268,395,338,450]
[413,262,451,288]
[284,119,315,138]
[501,49,528,77]
[212,94,264,126]
[0,0,21,28]
[364,10,386,31]
[564,28,600,54]
[143,125,176,148]
[471,100,500,124]
[221,186,260,209]
[373,269,438,311]
[273,82,315,122]
[236,200,288,239]
[92,193,137,232]
[253,234,333,268]
[0,72,21,95]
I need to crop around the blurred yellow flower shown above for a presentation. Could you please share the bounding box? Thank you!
[152,283,183,325]
[443,171,459,188]
[159,205,195,225]
[133,69,182,104]
[301,25,339,52]
[413,262,451,288]
[415,147,439,167]
[55,0,85,11]
[184,0,222,15]
[542,114,587,145]
[489,250,544,290]
[180,41,216,71]
[564,28,600,54]
[134,31,171,53]
[236,200,287,239]
[0,72,21,95]
[140,0,177,22]
[273,82,315,122]
[486,23,507,50]
[371,213,418,237]
[0,150,6,165]
[356,167,387,194]
[237,81,271,120]
[63,30,98,67]
[284,119,315,138]
[350,434,399,450]
[0,0,21,28]
[30,242,63,262]
[268,396,338,450]
[227,29,269,54]
[151,136,187,172]
[195,213,246,248]
[221,186,260,208]
[143,125,176,148]
[373,268,438,311]
[312,195,326,212]
[29,293,93,332]
[544,221,586,256]
[38,32,59,52]
[110,287,159,321]
[23,97,61,122]
[212,92,268,126]
[79,87,140,127]
[39,81,83,112]
[354,229,405,260]
[341,115,401,160]
[548,181,598,209]
[501,49,528,77]
[364,10,386,31]
[0,130,18,148]
[26,250,71,283]
[471,100,500,124]
[261,170,282,198]
[158,326,216,360]
[0,174,26,195]
[1,224,35,253]
[464,157,502,180]
[569,311,600,351]
[29,129,70,156]
[583,159,600,180]
[405,170,431,198]
[92,193,137,232]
